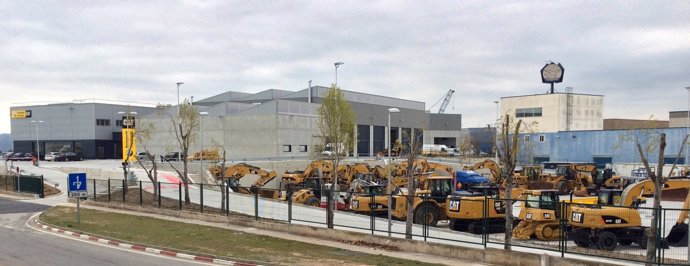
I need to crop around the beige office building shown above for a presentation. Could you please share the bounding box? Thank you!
[499,93,604,133]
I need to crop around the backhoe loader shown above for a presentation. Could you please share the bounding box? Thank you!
[390,174,454,226]
[282,160,334,188]
[569,178,690,250]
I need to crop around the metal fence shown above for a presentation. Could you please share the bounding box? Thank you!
[84,178,689,265]
[1,173,44,198]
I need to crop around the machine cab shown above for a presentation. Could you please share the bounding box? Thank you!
[597,189,623,206]
[427,177,454,203]
[525,190,559,211]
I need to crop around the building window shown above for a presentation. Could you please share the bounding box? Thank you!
[283,145,292,152]
[524,135,530,142]
[539,135,545,142]
[115,120,123,126]
[516,107,543,118]
[96,119,110,126]
[299,145,308,152]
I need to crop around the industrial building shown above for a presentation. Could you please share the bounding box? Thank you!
[142,86,462,159]
[9,101,155,159]
[9,86,463,160]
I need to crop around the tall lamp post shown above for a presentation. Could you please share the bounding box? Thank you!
[30,120,44,166]
[177,82,184,114]
[334,62,344,87]
[387,107,400,237]
[494,101,499,162]
[199,111,208,182]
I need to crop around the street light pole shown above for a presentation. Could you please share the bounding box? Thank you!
[334,62,344,87]
[494,101,499,162]
[177,82,184,114]
[387,107,400,237]
[30,120,43,166]
[199,111,208,182]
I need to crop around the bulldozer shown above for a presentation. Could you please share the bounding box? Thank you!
[512,189,598,241]
[390,174,454,226]
[569,178,690,250]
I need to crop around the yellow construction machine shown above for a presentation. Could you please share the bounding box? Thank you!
[568,178,690,250]
[282,160,334,187]
[187,149,220,161]
[463,159,501,183]
[348,179,389,213]
[209,163,281,198]
[333,162,375,189]
[446,183,510,234]
[667,188,690,247]
[512,189,597,241]
[539,163,597,196]
[390,174,454,226]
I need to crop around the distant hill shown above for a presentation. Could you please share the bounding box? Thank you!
[0,133,12,152]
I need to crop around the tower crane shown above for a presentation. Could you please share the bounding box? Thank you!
[428,89,455,113]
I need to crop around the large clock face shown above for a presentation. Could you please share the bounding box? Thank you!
[542,63,563,82]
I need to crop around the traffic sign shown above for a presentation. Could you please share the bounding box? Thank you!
[68,173,87,198]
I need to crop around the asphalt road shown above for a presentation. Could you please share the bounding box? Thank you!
[0,198,203,266]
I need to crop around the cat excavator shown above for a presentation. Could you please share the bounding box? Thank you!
[210,163,322,207]
[282,160,334,188]
[463,159,501,183]
[569,178,690,250]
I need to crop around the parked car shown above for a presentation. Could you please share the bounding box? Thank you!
[136,151,151,161]
[10,153,33,161]
[1,152,14,159]
[45,152,63,161]
[54,152,83,162]
[163,151,181,162]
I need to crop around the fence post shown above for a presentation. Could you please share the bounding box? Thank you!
[107,178,111,203]
[200,183,204,213]
[122,179,126,204]
[560,201,565,258]
[178,182,182,210]
[326,189,333,229]
[254,190,259,220]
[139,180,143,207]
[93,179,97,201]
[225,185,230,216]
[423,195,428,242]
[288,190,292,223]
[157,181,162,208]
[39,175,44,198]
[370,190,375,235]
[483,196,488,247]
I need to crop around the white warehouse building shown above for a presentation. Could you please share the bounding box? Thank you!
[499,92,604,133]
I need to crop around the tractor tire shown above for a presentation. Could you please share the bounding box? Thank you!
[597,231,618,251]
[638,230,648,249]
[556,181,569,195]
[303,197,321,207]
[467,221,481,234]
[570,229,590,247]
[414,204,439,227]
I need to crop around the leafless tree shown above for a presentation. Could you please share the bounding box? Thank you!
[163,99,199,205]
[491,114,522,251]
[134,120,159,198]
[404,133,423,239]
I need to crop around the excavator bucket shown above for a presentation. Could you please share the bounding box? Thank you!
[667,223,689,247]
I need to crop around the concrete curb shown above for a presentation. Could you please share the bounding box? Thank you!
[31,218,259,266]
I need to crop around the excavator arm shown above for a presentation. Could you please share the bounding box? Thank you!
[463,159,501,182]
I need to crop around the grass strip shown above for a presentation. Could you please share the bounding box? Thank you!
[41,206,442,266]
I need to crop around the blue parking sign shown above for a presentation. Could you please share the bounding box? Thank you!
[68,173,87,198]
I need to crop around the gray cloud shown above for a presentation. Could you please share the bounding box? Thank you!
[1,1,689,132]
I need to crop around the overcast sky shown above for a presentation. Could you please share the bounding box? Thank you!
[2,1,689,134]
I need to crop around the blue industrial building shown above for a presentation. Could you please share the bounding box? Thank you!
[516,127,687,168]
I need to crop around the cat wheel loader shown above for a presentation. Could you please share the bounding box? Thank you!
[569,178,690,251]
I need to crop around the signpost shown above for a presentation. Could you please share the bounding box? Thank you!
[68,173,87,224]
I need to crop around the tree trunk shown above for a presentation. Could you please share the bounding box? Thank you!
[405,176,415,239]
[643,133,665,265]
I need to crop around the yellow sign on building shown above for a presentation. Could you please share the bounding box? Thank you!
[11,110,32,119]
